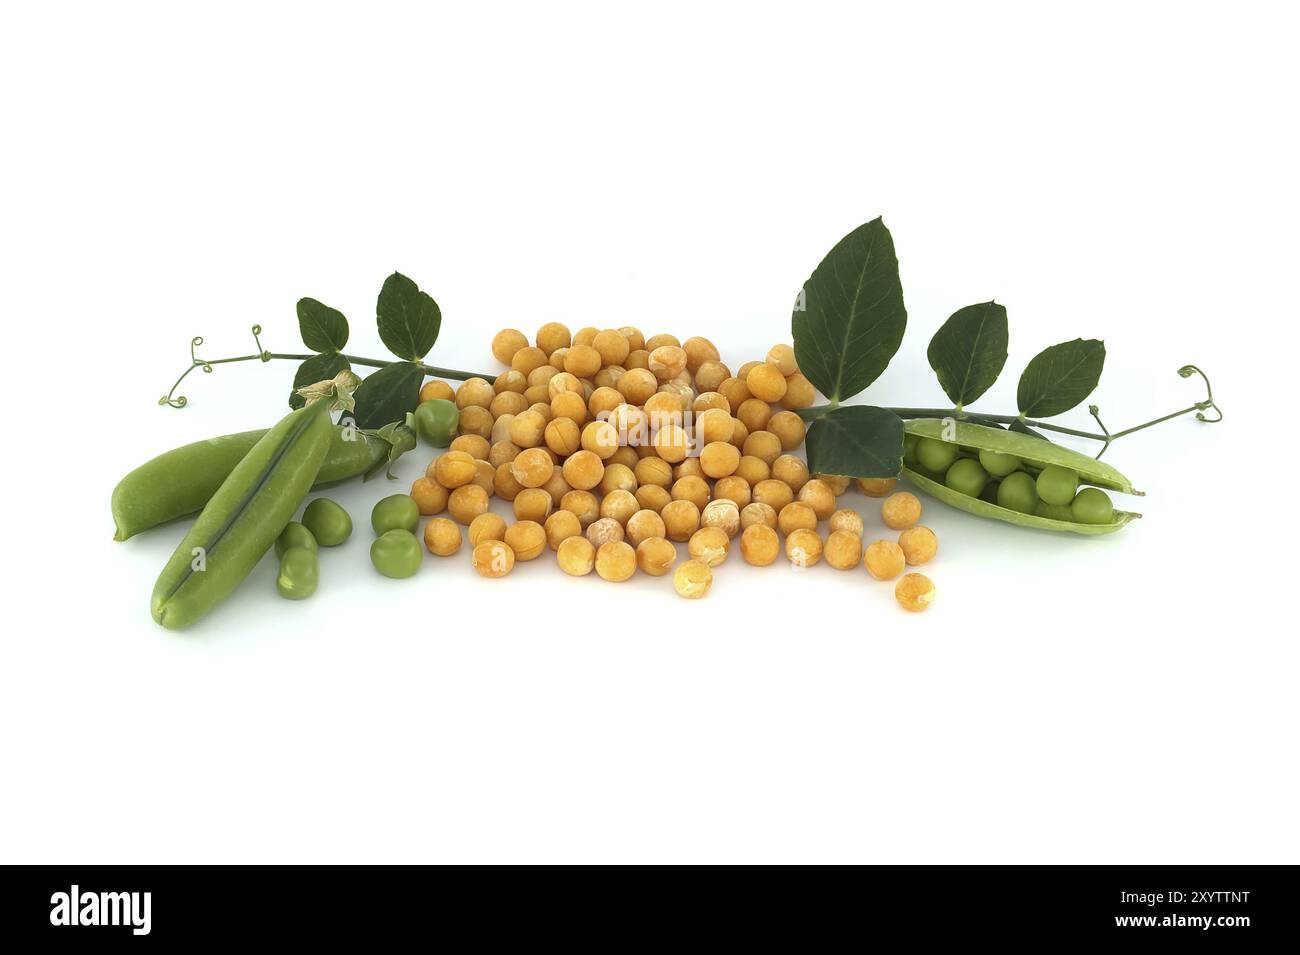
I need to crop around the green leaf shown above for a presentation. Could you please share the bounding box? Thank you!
[792,217,907,402]
[376,272,440,360]
[927,301,1008,406]
[1016,339,1106,417]
[804,405,904,479]
[296,298,349,353]
[350,361,425,429]
[287,352,351,409]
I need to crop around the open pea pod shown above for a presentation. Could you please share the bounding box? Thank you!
[901,419,1142,536]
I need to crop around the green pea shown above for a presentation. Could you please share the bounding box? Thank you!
[978,448,1021,477]
[371,494,419,536]
[916,437,960,473]
[413,398,460,448]
[275,521,318,558]
[370,529,423,578]
[945,457,988,497]
[1036,465,1079,506]
[902,433,920,465]
[997,471,1039,514]
[1071,487,1114,525]
[1034,501,1075,522]
[302,497,353,546]
[276,546,319,599]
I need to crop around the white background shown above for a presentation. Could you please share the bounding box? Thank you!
[2,2,1297,863]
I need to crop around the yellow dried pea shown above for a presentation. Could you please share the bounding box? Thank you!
[472,539,515,578]
[700,441,741,479]
[493,462,523,501]
[735,454,770,486]
[573,326,601,348]
[512,487,553,522]
[489,391,529,418]
[742,430,782,465]
[544,510,582,550]
[696,407,734,445]
[864,540,906,580]
[753,478,794,512]
[468,512,508,546]
[634,456,673,489]
[504,520,547,561]
[737,398,773,433]
[455,377,496,410]
[767,411,806,451]
[688,526,730,567]
[635,485,672,513]
[824,530,863,570]
[586,517,625,548]
[434,450,477,488]
[595,541,637,582]
[671,475,711,511]
[766,343,798,376]
[882,491,922,530]
[561,489,600,527]
[544,417,581,456]
[636,536,678,576]
[511,447,555,488]
[785,528,823,567]
[600,489,640,526]
[626,509,667,547]
[472,459,496,495]
[673,559,713,599]
[649,345,688,381]
[491,329,529,365]
[581,420,620,460]
[541,466,570,506]
[829,507,864,536]
[617,367,658,405]
[458,406,494,439]
[694,360,731,393]
[740,501,778,530]
[550,390,588,424]
[771,454,809,492]
[898,526,938,565]
[895,573,936,612]
[777,502,818,536]
[592,328,631,367]
[564,344,602,378]
[746,362,788,403]
[423,517,462,556]
[409,477,448,516]
[448,484,490,524]
[561,449,605,490]
[682,335,720,373]
[652,423,691,464]
[536,321,572,356]
[661,499,701,542]
[450,434,490,460]
[420,379,456,402]
[740,523,780,566]
[700,499,740,537]
[713,476,751,508]
[857,477,898,497]
[781,372,816,410]
[557,535,596,576]
[495,369,527,395]
[798,478,837,520]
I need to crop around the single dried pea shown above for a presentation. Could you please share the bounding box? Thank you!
[595,541,637,582]
[700,441,741,479]
[448,484,490,524]
[700,499,740,538]
[544,510,583,550]
[472,539,515,578]
[815,473,852,495]
[753,478,794,512]
[777,502,818,536]
[824,530,863,570]
[492,328,530,365]
[828,508,864,537]
[864,540,906,580]
[740,501,778,530]
[424,517,463,556]
[434,450,478,488]
[799,479,838,520]
[536,321,572,356]
[512,487,553,523]
[881,491,922,530]
[688,526,730,567]
[560,489,600,526]
[511,447,555,488]
[857,477,897,497]
[586,517,626,548]
[785,528,823,567]
[420,379,456,403]
[780,372,816,410]
[740,523,780,566]
[557,535,596,576]
[895,573,936,612]
[503,520,547,561]
[766,343,798,376]
[746,362,788,403]
[409,477,449,516]
[561,449,605,490]
[468,512,507,547]
[898,526,938,565]
[661,499,701,542]
[626,509,667,548]
[673,559,713,599]
[771,454,809,492]
[767,411,806,451]
[636,536,678,576]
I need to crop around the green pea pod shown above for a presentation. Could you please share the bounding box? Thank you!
[901,419,1142,535]
[151,400,335,629]
[112,422,415,541]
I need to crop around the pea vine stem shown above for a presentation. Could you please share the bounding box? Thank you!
[160,326,496,408]
[800,366,1221,459]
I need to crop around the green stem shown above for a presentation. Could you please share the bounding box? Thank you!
[161,327,496,408]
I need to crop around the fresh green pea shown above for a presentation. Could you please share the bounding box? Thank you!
[1035,501,1075,521]
[370,529,423,578]
[902,433,920,465]
[978,448,1021,477]
[413,398,460,448]
[916,437,960,473]
[302,497,353,546]
[275,521,318,558]
[997,471,1039,514]
[1036,465,1079,506]
[371,494,419,535]
[1070,487,1114,525]
[945,457,988,497]
[276,546,319,599]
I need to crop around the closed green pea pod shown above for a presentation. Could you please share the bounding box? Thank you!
[276,546,319,600]
[111,422,414,541]
[151,398,336,629]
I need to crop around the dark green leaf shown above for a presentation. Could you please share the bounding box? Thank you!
[351,361,424,429]
[927,301,1008,406]
[1016,339,1106,417]
[376,272,440,360]
[287,352,351,409]
[296,298,349,353]
[804,405,904,479]
[792,217,907,402]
